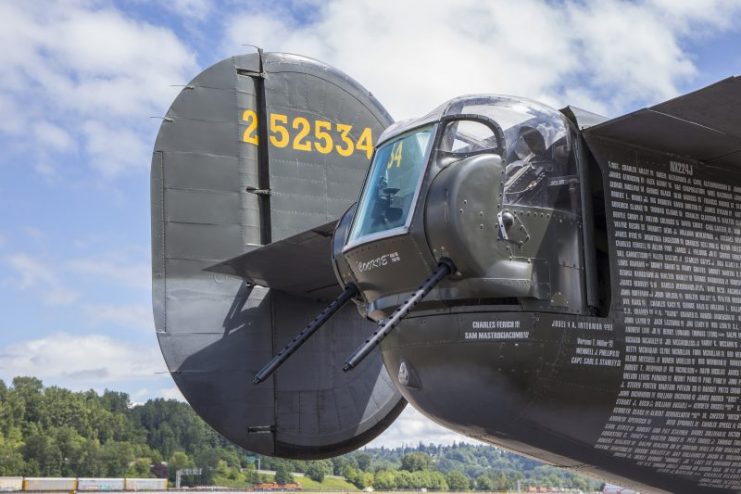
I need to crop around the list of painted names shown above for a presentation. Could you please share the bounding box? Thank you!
[596,160,741,490]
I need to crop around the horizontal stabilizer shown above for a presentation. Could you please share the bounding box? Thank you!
[585,76,741,166]
[207,220,341,301]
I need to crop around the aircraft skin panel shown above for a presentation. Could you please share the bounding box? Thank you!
[586,108,741,163]
[159,152,244,192]
[586,76,741,166]
[652,76,741,138]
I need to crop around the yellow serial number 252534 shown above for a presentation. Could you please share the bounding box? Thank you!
[241,110,374,160]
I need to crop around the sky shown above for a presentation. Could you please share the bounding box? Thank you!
[1,0,741,448]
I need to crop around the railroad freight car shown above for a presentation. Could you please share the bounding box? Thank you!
[0,478,23,492]
[1,477,168,492]
[22,478,77,491]
[76,479,126,491]
[122,479,167,491]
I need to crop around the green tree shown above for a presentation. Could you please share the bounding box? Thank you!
[447,470,469,491]
[475,473,494,491]
[168,450,195,482]
[401,452,431,472]
[75,439,103,477]
[101,390,130,414]
[410,471,448,491]
[373,470,396,490]
[355,453,371,471]
[127,458,153,478]
[428,471,449,491]
[0,434,25,475]
[0,377,602,491]
[100,441,135,476]
[243,462,261,485]
[215,459,230,478]
[275,465,294,485]
[194,447,228,485]
[496,472,509,491]
[305,460,333,482]
[22,433,62,476]
[341,464,363,488]
[332,456,353,475]
[394,470,414,489]
[12,377,43,416]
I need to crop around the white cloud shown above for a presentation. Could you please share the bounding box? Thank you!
[565,0,696,108]
[561,88,609,118]
[68,258,150,291]
[160,385,186,402]
[0,2,197,178]
[0,3,195,118]
[128,384,185,406]
[367,406,484,448]
[82,120,149,178]
[8,254,55,288]
[34,162,60,181]
[0,332,166,387]
[85,303,153,331]
[647,0,740,33]
[222,1,573,119]
[0,94,23,134]
[6,253,79,305]
[28,121,73,180]
[33,121,75,153]
[165,0,212,20]
[22,227,45,240]
[221,0,741,119]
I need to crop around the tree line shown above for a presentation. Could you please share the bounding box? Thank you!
[0,377,599,491]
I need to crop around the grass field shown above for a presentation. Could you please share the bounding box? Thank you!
[212,472,359,491]
[293,476,358,491]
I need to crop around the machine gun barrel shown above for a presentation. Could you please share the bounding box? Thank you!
[254,284,358,384]
[343,259,455,372]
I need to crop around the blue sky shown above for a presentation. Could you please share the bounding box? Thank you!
[2,0,741,446]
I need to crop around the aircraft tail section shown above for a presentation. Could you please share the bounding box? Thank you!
[151,51,404,459]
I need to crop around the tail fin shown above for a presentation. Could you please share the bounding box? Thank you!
[151,51,404,458]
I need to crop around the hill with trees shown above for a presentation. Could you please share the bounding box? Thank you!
[0,377,600,491]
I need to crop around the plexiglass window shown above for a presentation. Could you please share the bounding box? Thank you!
[439,120,500,155]
[456,99,578,213]
[502,120,577,212]
[439,96,579,214]
[349,126,435,242]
